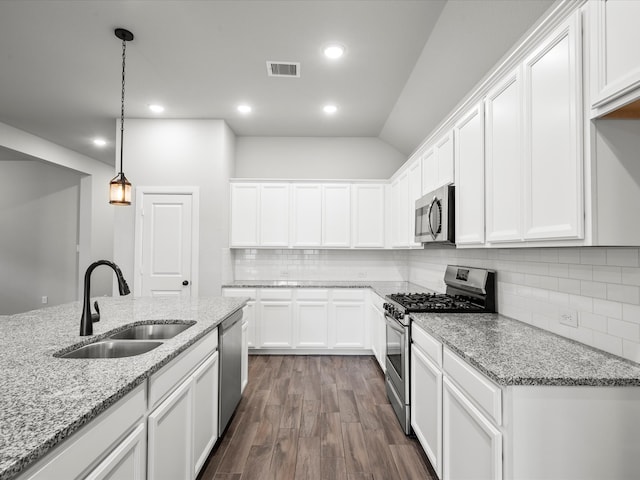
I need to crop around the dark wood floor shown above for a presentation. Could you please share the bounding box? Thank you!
[197,355,434,480]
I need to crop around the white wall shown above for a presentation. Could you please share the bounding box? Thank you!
[408,247,640,364]
[235,136,405,179]
[0,121,115,308]
[0,160,80,314]
[113,119,235,296]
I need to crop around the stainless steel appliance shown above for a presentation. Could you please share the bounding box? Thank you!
[218,309,243,436]
[415,184,455,245]
[383,265,496,434]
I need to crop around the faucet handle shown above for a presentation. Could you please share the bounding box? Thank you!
[92,301,101,323]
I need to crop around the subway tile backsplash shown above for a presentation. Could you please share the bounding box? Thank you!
[232,246,640,363]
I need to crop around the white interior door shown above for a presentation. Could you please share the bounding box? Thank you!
[136,189,199,298]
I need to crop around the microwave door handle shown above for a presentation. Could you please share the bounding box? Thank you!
[428,197,438,240]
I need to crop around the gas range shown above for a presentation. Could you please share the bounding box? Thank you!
[383,265,496,325]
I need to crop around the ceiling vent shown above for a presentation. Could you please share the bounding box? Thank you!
[266,61,300,78]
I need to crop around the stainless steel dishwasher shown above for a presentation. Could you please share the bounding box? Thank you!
[218,309,243,436]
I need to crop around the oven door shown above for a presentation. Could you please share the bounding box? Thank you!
[385,313,411,433]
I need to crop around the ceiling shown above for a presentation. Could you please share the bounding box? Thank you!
[0,0,553,167]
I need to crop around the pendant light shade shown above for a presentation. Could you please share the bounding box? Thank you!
[109,27,134,206]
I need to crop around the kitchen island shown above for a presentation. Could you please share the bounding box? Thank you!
[0,295,247,480]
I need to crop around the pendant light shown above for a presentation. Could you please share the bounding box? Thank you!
[109,28,134,206]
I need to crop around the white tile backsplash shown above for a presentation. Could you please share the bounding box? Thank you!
[231,245,640,363]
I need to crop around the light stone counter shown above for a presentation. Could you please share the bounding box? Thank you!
[0,296,247,480]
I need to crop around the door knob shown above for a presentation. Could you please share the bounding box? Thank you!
[182,280,189,286]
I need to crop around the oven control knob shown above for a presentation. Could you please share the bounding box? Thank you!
[396,311,403,320]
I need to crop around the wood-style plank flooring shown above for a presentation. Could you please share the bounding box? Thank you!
[197,355,434,480]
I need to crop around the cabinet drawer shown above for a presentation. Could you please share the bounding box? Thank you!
[223,288,257,299]
[296,288,329,301]
[260,288,293,300]
[149,328,218,410]
[412,323,442,368]
[332,289,365,301]
[443,348,502,425]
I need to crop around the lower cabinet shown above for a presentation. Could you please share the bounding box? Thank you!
[241,318,248,393]
[85,423,147,480]
[369,291,386,372]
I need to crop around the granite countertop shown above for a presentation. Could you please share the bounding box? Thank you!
[411,313,640,387]
[222,280,432,299]
[0,296,247,480]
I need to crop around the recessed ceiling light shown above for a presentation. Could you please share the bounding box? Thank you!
[324,44,345,59]
[93,138,107,147]
[323,104,338,114]
[148,104,165,113]
[237,104,252,114]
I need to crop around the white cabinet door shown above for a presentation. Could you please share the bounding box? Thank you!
[408,159,422,247]
[523,12,583,241]
[391,171,409,247]
[296,301,329,348]
[421,147,437,195]
[454,102,485,245]
[192,352,219,477]
[322,184,351,247]
[85,423,146,480]
[259,183,290,246]
[260,301,293,348]
[370,304,386,372]
[485,68,523,243]
[332,301,366,348]
[590,0,640,113]
[291,183,322,247]
[436,131,455,189]
[443,377,502,480]
[230,183,259,247]
[244,301,256,348]
[241,319,248,392]
[147,377,193,480]
[411,345,442,479]
[351,184,385,248]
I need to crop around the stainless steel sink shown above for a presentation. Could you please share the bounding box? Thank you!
[58,340,163,359]
[108,322,194,340]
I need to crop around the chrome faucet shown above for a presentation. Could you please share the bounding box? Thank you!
[80,260,130,336]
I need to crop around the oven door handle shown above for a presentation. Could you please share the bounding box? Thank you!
[385,314,406,334]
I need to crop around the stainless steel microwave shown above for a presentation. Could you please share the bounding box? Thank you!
[414,184,455,245]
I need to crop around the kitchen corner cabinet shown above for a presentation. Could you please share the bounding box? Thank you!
[454,102,485,246]
[589,0,640,117]
[230,183,260,247]
[351,184,385,248]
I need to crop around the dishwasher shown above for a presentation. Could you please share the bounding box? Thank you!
[218,309,243,436]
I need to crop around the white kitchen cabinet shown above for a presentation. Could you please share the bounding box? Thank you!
[443,376,502,480]
[259,183,290,246]
[485,68,523,243]
[369,291,386,372]
[391,171,409,248]
[291,183,322,247]
[522,12,583,241]
[85,423,146,480]
[331,289,367,349]
[322,184,351,247]
[454,102,485,246]
[407,158,422,247]
[351,183,385,248]
[230,183,260,247]
[222,289,257,348]
[590,0,640,116]
[422,131,454,195]
[259,289,293,348]
[241,318,248,392]
[192,352,219,476]
[295,289,330,348]
[147,376,193,480]
[411,344,442,479]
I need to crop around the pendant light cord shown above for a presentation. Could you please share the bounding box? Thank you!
[119,37,126,176]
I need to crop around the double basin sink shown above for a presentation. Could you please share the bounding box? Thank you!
[56,322,195,359]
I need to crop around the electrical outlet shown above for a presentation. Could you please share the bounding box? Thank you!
[41,296,48,304]
[559,309,578,328]
[358,271,367,278]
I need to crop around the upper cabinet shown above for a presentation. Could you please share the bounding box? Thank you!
[422,130,454,195]
[322,184,351,247]
[391,170,410,248]
[522,12,583,241]
[230,183,260,247]
[351,184,385,248]
[590,0,640,117]
[454,102,485,246]
[291,184,322,247]
[259,183,290,246]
